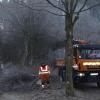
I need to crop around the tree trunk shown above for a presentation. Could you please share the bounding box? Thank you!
[65,14,74,96]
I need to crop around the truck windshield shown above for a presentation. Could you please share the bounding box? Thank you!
[78,49,100,59]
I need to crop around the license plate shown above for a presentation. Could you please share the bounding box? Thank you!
[90,73,98,76]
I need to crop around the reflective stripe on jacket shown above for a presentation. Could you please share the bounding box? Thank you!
[39,65,50,75]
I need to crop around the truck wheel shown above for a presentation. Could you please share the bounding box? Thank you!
[97,82,100,88]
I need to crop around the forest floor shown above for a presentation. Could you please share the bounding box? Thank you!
[0,66,100,100]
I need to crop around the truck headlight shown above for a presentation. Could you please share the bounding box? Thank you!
[73,64,78,70]
[78,73,85,77]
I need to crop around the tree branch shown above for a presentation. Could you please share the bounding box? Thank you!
[44,9,65,16]
[77,0,88,14]
[64,0,69,13]
[72,0,79,12]
[80,2,100,13]
[46,0,67,13]
[60,0,66,8]
[73,0,88,22]
[70,0,74,13]
[14,0,65,16]
[13,0,42,12]
[72,15,79,26]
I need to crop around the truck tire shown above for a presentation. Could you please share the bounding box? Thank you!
[97,82,100,88]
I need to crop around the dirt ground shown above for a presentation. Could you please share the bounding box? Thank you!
[0,68,100,100]
[0,83,100,100]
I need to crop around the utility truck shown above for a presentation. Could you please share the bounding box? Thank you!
[55,40,100,87]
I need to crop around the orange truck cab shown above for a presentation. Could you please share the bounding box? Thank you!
[73,44,100,87]
[55,41,100,87]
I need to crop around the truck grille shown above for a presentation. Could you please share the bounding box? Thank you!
[87,65,100,70]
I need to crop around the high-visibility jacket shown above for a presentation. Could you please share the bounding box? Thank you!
[39,65,50,81]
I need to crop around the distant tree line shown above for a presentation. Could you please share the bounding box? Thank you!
[0,0,61,65]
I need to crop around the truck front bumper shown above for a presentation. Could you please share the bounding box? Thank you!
[73,71,100,82]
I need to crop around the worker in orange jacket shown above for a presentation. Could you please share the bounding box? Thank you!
[39,64,50,88]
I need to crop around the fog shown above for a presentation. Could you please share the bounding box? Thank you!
[0,0,100,64]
